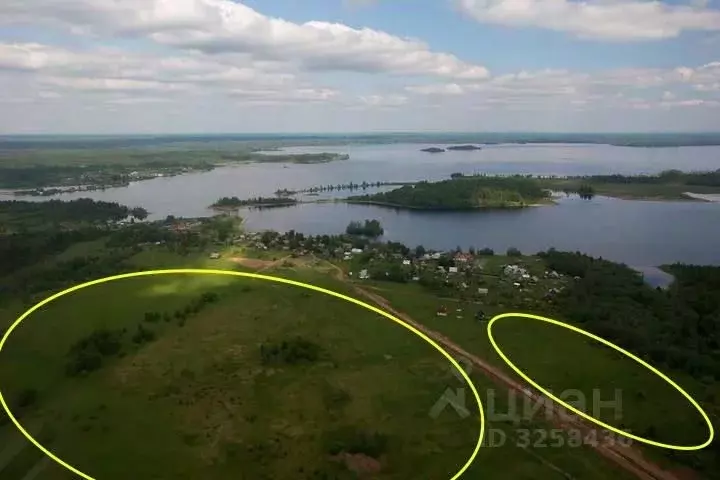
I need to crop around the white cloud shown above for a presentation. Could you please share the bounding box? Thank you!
[457,0,720,41]
[405,83,466,95]
[358,94,408,107]
[0,2,717,132]
[0,0,489,80]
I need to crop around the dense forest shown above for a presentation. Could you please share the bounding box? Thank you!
[0,198,145,229]
[0,199,146,279]
[348,176,550,209]
[540,250,720,380]
[540,250,720,473]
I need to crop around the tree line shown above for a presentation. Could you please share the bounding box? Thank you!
[66,291,220,376]
[567,169,720,187]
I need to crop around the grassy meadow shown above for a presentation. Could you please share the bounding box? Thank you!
[0,246,641,480]
[371,272,718,475]
[2,243,714,479]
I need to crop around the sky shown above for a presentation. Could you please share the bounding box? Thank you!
[0,0,719,134]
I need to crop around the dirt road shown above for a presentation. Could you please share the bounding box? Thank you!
[324,260,680,480]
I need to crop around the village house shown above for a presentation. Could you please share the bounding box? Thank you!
[454,252,473,263]
[448,266,459,274]
[359,269,370,280]
[209,252,221,259]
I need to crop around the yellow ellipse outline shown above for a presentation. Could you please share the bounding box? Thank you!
[487,312,714,451]
[0,269,485,480]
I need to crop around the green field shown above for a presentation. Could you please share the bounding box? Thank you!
[0,246,642,480]
[1,204,718,479]
[369,274,719,475]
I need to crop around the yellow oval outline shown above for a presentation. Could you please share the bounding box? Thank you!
[1,269,485,480]
[487,312,714,451]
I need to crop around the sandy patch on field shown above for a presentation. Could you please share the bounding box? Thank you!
[230,257,275,269]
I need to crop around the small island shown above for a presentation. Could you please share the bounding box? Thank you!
[347,176,551,210]
[210,196,299,210]
[447,145,482,151]
[346,219,384,238]
[252,152,350,164]
[421,147,446,153]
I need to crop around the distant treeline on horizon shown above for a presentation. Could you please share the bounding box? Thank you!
[2,132,720,151]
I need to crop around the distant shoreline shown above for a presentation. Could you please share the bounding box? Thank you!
[3,132,720,150]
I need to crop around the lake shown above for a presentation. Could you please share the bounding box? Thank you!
[8,142,720,267]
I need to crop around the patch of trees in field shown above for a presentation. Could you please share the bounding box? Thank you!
[349,177,550,209]
[66,328,125,376]
[65,292,221,377]
[260,337,323,365]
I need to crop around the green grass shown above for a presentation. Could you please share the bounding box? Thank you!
[0,244,707,479]
[0,271,482,479]
[371,277,719,475]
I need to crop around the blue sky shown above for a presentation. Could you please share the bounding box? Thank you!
[0,0,719,133]
[244,0,719,72]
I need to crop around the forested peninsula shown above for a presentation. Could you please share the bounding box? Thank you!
[347,176,551,210]
[0,148,349,191]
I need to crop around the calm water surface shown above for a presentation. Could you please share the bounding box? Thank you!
[9,143,720,266]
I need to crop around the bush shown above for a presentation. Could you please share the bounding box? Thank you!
[16,388,39,409]
[132,324,156,344]
[260,337,322,365]
[143,311,161,323]
[66,328,124,376]
[326,428,389,458]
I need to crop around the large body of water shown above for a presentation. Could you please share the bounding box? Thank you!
[8,143,720,266]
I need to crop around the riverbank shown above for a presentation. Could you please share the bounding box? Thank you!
[538,178,720,202]
[344,199,550,210]
[0,150,349,191]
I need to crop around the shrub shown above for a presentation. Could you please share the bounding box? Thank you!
[260,337,322,365]
[66,328,124,376]
[326,428,389,458]
[143,311,161,323]
[132,324,156,344]
[16,388,39,409]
